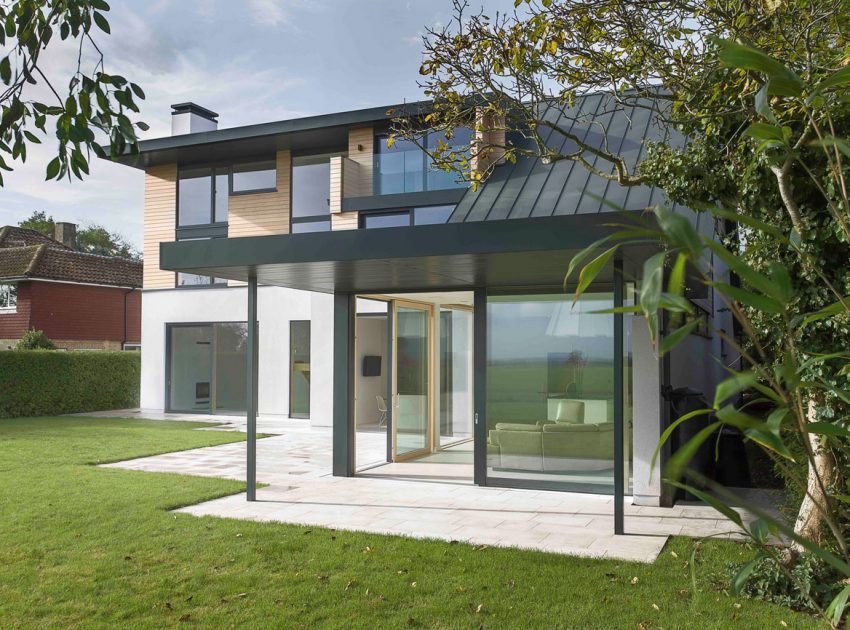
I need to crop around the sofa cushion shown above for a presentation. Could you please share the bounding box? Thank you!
[543,423,601,433]
[495,422,542,432]
[552,400,585,424]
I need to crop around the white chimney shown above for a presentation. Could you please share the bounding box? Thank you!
[171,103,219,135]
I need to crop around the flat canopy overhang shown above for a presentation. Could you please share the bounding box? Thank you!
[160,213,660,294]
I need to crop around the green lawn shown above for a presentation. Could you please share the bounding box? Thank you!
[0,417,821,629]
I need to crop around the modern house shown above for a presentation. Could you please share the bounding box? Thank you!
[0,223,142,350]
[115,97,735,531]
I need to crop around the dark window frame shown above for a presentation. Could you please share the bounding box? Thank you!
[290,153,335,234]
[176,157,277,228]
[357,204,456,229]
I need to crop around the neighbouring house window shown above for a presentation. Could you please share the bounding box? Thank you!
[291,154,332,233]
[122,343,141,351]
[167,322,249,414]
[232,161,276,193]
[374,128,472,195]
[0,283,17,311]
[177,159,276,227]
[359,204,456,229]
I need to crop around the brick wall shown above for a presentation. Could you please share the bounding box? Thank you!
[0,281,33,342]
[28,281,141,343]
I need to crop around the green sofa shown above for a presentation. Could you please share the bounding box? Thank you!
[487,400,618,473]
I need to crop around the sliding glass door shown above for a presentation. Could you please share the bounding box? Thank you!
[167,322,248,414]
[289,320,311,418]
[392,302,432,460]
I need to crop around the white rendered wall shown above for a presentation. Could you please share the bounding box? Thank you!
[309,292,334,427]
[141,285,331,426]
[631,317,663,506]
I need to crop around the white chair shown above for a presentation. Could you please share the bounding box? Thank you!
[376,395,387,426]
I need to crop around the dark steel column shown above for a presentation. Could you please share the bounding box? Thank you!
[333,293,355,476]
[385,302,394,463]
[613,259,625,534]
[473,288,487,486]
[246,275,259,501]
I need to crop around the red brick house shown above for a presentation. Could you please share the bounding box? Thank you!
[0,224,142,350]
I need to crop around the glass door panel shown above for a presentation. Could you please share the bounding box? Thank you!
[393,302,431,459]
[168,325,212,412]
[290,320,311,418]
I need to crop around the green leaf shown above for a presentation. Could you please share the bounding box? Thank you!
[665,479,744,528]
[565,235,615,285]
[826,584,850,627]
[814,66,850,94]
[805,422,850,438]
[706,240,782,300]
[812,136,850,160]
[731,556,761,594]
[640,251,666,342]
[665,421,722,484]
[93,12,110,34]
[45,156,60,180]
[714,371,757,409]
[709,206,787,241]
[744,122,787,143]
[661,318,701,355]
[651,407,714,475]
[667,251,687,297]
[655,206,703,257]
[710,282,784,314]
[0,55,10,84]
[713,37,803,96]
[574,246,618,303]
[801,298,848,328]
[754,82,776,123]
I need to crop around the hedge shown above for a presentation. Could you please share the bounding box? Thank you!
[0,351,140,418]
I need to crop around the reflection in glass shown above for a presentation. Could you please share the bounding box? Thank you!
[361,212,410,229]
[232,161,276,193]
[214,168,229,222]
[440,308,473,447]
[290,321,311,418]
[168,323,249,414]
[395,306,430,456]
[413,204,455,225]
[292,156,331,219]
[374,130,471,194]
[291,219,331,233]
[177,168,212,226]
[486,293,629,493]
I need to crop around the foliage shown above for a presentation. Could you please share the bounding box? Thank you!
[0,350,139,417]
[14,328,54,350]
[0,416,818,628]
[18,210,140,260]
[0,0,147,186]
[731,552,845,614]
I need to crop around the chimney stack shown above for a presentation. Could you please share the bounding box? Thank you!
[171,102,219,135]
[54,222,76,249]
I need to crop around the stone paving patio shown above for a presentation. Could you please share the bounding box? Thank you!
[94,410,759,563]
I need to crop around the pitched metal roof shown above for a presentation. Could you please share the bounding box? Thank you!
[450,93,687,224]
[0,227,142,288]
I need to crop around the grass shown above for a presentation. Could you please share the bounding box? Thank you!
[0,416,822,629]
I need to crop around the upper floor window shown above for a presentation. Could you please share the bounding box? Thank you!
[175,237,227,288]
[178,167,229,227]
[291,154,332,234]
[0,283,17,311]
[374,128,472,195]
[359,204,456,229]
[177,159,277,227]
[232,161,276,193]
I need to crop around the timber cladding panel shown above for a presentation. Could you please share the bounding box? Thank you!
[332,125,374,231]
[143,164,177,289]
[228,150,292,238]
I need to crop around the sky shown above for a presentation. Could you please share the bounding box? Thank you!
[1,0,515,249]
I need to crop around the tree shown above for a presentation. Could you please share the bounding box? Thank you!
[17,210,140,260]
[409,0,850,554]
[15,329,54,350]
[0,0,147,186]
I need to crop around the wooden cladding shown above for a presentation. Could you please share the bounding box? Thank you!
[228,150,292,238]
[331,126,373,231]
[143,164,177,289]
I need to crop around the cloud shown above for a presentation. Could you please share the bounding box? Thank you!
[246,0,291,26]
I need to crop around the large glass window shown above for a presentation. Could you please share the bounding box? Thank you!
[232,161,276,193]
[289,321,311,418]
[0,283,17,311]
[175,238,226,287]
[167,323,248,414]
[178,168,215,226]
[374,128,472,194]
[291,155,332,233]
[178,160,276,227]
[486,292,630,494]
[359,205,456,229]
